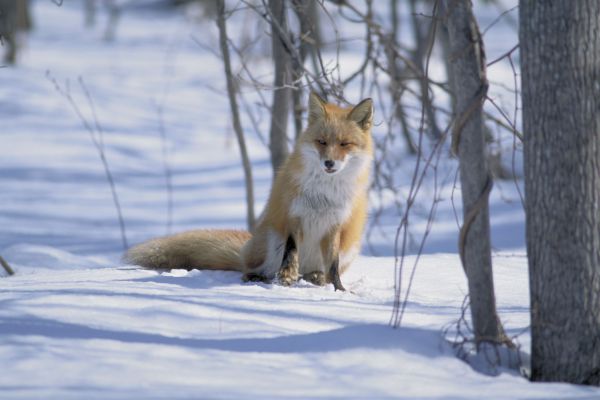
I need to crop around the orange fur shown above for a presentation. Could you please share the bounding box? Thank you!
[124,93,374,284]
[125,229,250,271]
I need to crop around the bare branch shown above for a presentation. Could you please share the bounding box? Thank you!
[46,72,129,251]
[216,0,256,230]
[0,255,14,276]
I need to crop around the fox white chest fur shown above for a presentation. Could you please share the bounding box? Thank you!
[290,144,370,273]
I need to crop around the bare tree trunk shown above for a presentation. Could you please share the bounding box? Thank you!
[409,0,442,141]
[16,0,31,31]
[85,0,96,28]
[444,0,507,348]
[386,40,418,155]
[520,0,600,385]
[216,0,256,230]
[388,1,417,155]
[103,0,121,42]
[439,1,511,181]
[291,0,320,139]
[0,0,17,65]
[268,0,291,174]
[436,1,455,112]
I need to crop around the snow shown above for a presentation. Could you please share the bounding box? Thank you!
[2,254,597,399]
[1,1,598,399]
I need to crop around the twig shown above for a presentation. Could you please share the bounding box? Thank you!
[0,255,14,276]
[156,33,183,235]
[47,72,129,251]
[481,5,518,37]
[507,52,525,207]
[391,0,443,328]
[487,43,519,68]
[156,103,173,235]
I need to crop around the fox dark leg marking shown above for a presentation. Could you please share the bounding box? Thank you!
[278,235,299,286]
[242,273,270,283]
[328,256,345,291]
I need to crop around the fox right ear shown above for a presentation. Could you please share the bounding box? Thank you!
[308,92,327,125]
[348,98,373,130]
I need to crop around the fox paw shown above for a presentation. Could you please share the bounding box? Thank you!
[278,269,299,286]
[278,274,298,286]
[278,258,299,287]
[303,271,326,286]
[242,273,270,283]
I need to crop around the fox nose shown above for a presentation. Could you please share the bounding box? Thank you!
[324,160,335,169]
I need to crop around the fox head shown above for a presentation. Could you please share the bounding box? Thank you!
[298,92,374,176]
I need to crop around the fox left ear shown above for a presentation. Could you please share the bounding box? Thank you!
[348,98,373,130]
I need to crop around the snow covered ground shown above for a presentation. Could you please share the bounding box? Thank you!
[4,254,598,400]
[1,1,599,399]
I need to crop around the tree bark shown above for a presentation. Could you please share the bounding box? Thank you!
[387,0,417,155]
[0,0,17,64]
[84,0,96,28]
[16,0,31,31]
[444,0,506,347]
[103,0,120,42]
[520,0,600,385]
[216,0,256,230]
[291,0,320,139]
[268,0,291,174]
[409,0,442,141]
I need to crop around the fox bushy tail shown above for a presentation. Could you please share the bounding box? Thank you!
[124,229,251,271]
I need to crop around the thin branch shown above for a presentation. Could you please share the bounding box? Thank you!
[47,72,129,251]
[481,5,518,37]
[0,255,14,276]
[487,43,519,68]
[392,0,443,328]
[156,102,173,235]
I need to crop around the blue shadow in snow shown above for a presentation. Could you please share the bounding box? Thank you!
[0,316,446,357]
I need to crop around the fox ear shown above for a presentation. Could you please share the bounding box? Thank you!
[308,92,327,125]
[348,98,373,130]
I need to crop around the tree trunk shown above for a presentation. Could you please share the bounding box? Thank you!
[444,0,506,347]
[291,0,320,139]
[84,0,96,28]
[16,0,31,31]
[388,0,417,155]
[103,0,120,42]
[410,0,442,141]
[520,0,600,385]
[0,0,17,64]
[268,0,291,174]
[216,0,256,230]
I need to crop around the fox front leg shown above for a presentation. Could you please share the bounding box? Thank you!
[305,230,344,291]
[305,256,345,290]
[278,235,299,286]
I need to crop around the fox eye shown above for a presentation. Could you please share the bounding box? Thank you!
[317,139,327,146]
[340,142,352,147]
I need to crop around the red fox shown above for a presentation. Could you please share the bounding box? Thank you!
[125,93,373,290]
